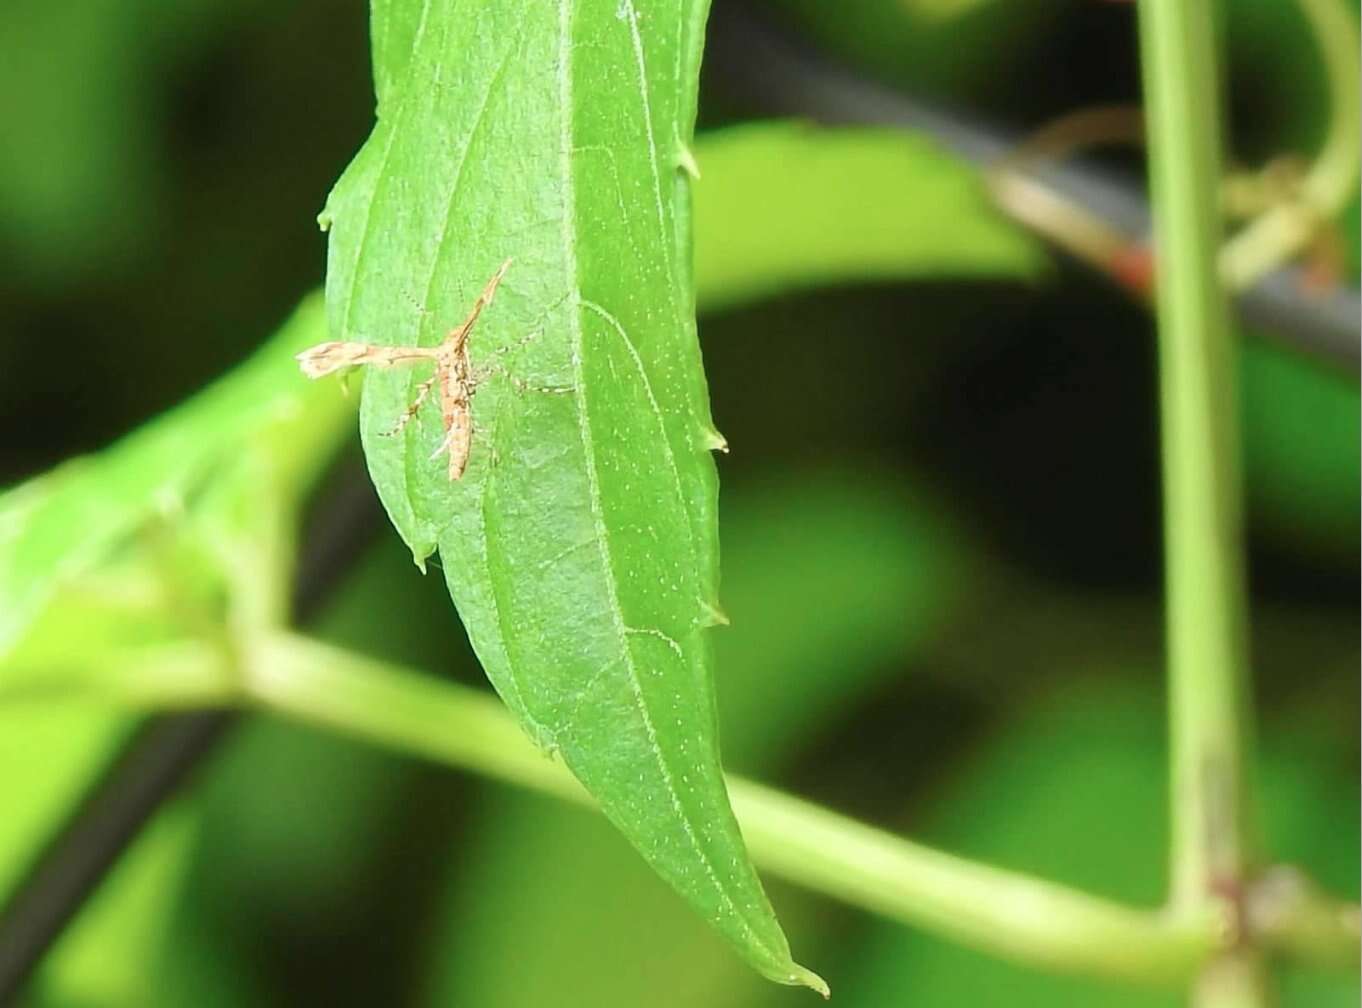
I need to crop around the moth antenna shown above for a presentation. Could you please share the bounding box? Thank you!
[450,259,514,346]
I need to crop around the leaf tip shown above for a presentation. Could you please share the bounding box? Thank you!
[787,963,830,999]
[701,427,729,453]
[398,531,437,575]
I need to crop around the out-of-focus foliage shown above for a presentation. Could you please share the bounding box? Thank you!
[693,122,1044,311]
[0,295,338,969]
[838,684,1359,1007]
[0,296,333,668]
[0,0,272,282]
[0,709,129,900]
[764,0,1061,102]
[35,810,197,1007]
[1241,340,1358,556]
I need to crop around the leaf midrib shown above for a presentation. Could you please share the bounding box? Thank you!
[553,0,767,956]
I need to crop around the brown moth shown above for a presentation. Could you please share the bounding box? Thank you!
[296,260,511,480]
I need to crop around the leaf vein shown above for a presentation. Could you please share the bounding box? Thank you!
[558,2,755,943]
[579,296,696,572]
[618,0,671,270]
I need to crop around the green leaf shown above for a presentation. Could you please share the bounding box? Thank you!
[421,473,963,1006]
[692,122,1044,312]
[322,0,820,992]
[1241,338,1359,557]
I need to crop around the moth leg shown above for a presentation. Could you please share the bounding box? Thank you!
[470,362,574,396]
[402,292,433,320]
[486,326,542,361]
[380,372,438,438]
[428,414,468,460]
[505,373,576,396]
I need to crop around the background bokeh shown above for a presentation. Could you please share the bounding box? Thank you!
[1,1,1356,1005]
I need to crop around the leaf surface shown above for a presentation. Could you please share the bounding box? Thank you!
[423,474,964,1007]
[322,0,820,990]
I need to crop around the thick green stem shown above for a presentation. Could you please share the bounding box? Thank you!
[1136,1,1261,1004]
[729,778,1213,985]
[1192,952,1270,1008]
[246,632,1214,987]
[1138,0,1254,906]
[19,631,1358,977]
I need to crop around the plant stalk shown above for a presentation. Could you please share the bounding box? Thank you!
[247,633,1213,986]
[1135,0,1260,1003]
[21,631,1358,979]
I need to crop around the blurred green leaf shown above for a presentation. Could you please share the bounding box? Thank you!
[898,0,1004,20]
[151,719,409,1008]
[693,122,1044,312]
[324,0,816,989]
[87,544,459,1008]
[1226,0,1333,157]
[0,295,334,669]
[765,0,1060,100]
[157,540,479,961]
[0,0,267,279]
[422,473,963,1005]
[0,2,155,277]
[713,474,963,769]
[1241,338,1359,557]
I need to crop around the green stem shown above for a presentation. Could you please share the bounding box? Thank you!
[18,632,1358,977]
[246,632,1213,986]
[1136,1,1261,1003]
[729,778,1212,986]
[1292,0,1361,218]
[1192,952,1270,1008]
[1247,867,1362,971]
[1219,0,1360,287]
